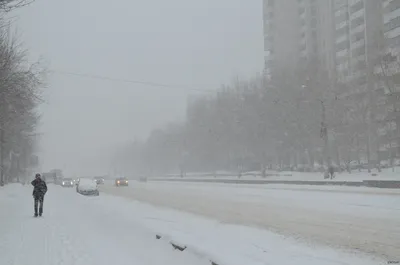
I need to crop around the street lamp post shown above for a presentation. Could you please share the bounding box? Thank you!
[320,100,329,167]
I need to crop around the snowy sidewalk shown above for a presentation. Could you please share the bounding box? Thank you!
[0,184,208,265]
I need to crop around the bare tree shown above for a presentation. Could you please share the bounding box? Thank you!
[0,0,35,12]
[0,24,44,185]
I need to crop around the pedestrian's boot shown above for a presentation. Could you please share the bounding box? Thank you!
[39,208,43,217]
[34,212,38,217]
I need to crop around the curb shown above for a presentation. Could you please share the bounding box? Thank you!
[150,178,400,189]
[155,234,222,265]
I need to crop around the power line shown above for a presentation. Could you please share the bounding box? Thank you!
[49,70,216,94]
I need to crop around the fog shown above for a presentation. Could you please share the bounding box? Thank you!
[15,0,263,176]
[0,1,399,263]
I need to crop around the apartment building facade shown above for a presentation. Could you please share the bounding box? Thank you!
[263,0,398,85]
[263,0,337,79]
[384,0,400,48]
[263,0,300,78]
[333,0,383,87]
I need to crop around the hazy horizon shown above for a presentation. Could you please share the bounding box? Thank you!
[14,0,263,176]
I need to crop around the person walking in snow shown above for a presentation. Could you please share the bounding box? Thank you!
[328,165,335,179]
[31,173,47,217]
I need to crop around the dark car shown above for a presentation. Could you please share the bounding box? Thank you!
[94,176,105,185]
[115,177,128,187]
[61,178,74,187]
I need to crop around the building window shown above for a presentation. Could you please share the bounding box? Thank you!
[336,40,350,52]
[385,0,400,13]
[350,1,363,14]
[336,25,349,37]
[336,54,348,65]
[352,45,366,57]
[384,16,400,33]
[351,16,365,29]
[351,30,365,42]
[388,35,400,47]
[335,0,347,10]
[336,12,349,24]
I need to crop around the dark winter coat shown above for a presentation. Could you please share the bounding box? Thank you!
[31,178,47,198]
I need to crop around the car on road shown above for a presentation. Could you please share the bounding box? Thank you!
[115,177,128,187]
[76,178,99,196]
[93,176,105,185]
[61,178,74,187]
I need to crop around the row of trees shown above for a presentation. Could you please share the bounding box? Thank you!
[0,0,44,185]
[113,51,400,177]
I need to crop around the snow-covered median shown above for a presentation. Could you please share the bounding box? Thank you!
[92,192,386,265]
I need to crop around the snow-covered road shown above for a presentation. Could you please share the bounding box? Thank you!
[1,183,389,265]
[101,181,400,260]
[0,184,207,265]
[0,183,389,265]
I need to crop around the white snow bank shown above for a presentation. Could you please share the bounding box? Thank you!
[100,182,400,260]
[162,168,400,181]
[90,192,387,265]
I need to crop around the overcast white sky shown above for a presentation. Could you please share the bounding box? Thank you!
[15,0,263,176]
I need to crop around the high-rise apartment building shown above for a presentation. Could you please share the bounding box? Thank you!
[263,0,300,78]
[263,0,336,79]
[333,0,383,86]
[316,1,336,80]
[263,0,395,85]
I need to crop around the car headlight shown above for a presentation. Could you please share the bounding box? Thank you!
[62,182,65,185]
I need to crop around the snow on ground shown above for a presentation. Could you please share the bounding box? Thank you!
[0,183,390,265]
[0,184,208,265]
[161,168,400,181]
[100,181,400,260]
[94,194,387,265]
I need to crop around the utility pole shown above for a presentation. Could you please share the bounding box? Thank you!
[0,97,4,186]
[0,126,3,186]
[320,100,329,167]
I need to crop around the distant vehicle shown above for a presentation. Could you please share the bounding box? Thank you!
[76,178,99,196]
[49,169,64,185]
[115,177,128,187]
[55,178,63,185]
[93,176,105,185]
[61,178,74,187]
[50,169,63,178]
[42,172,56,183]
